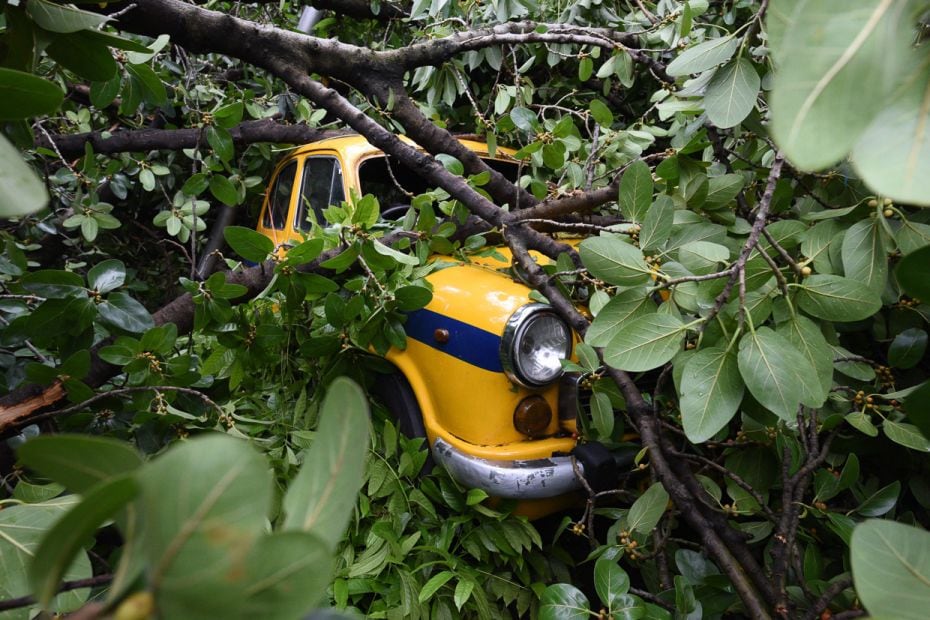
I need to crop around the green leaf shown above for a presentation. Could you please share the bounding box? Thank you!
[589,98,613,126]
[126,63,167,106]
[580,236,651,286]
[680,347,743,443]
[26,0,109,33]
[419,570,454,603]
[0,498,90,615]
[18,435,143,493]
[856,481,900,517]
[238,532,332,619]
[206,125,234,162]
[639,195,674,253]
[704,57,760,129]
[851,56,930,205]
[795,274,882,321]
[769,0,912,170]
[137,434,273,618]
[209,174,240,206]
[224,226,274,262]
[585,289,655,347]
[46,32,118,82]
[0,68,65,120]
[889,328,927,369]
[282,377,369,550]
[904,381,930,441]
[0,134,48,217]
[595,557,630,612]
[618,160,653,223]
[883,421,930,452]
[703,174,744,210]
[627,482,669,534]
[372,239,419,265]
[846,410,879,437]
[667,35,738,77]
[539,583,591,620]
[604,313,686,372]
[98,292,154,333]
[737,327,824,421]
[777,315,834,402]
[896,246,930,302]
[510,106,539,132]
[578,56,594,81]
[88,259,126,293]
[851,519,930,620]
[29,475,138,608]
[841,219,887,294]
[590,391,614,439]
[395,285,433,311]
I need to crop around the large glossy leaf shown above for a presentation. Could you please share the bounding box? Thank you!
[98,292,154,333]
[896,246,930,302]
[795,274,882,321]
[224,226,274,262]
[704,57,760,129]
[680,347,743,443]
[87,259,126,294]
[29,475,138,608]
[539,583,591,620]
[603,314,686,372]
[737,328,824,421]
[627,482,669,534]
[46,32,118,82]
[18,435,144,493]
[889,328,928,369]
[237,532,332,620]
[282,377,370,549]
[884,421,930,452]
[594,557,631,613]
[618,160,653,223]
[585,289,655,347]
[137,434,273,619]
[777,315,833,400]
[0,497,90,619]
[904,381,930,441]
[579,236,652,287]
[769,0,913,170]
[852,63,930,205]
[26,0,109,33]
[0,68,64,121]
[851,520,930,620]
[841,219,887,294]
[638,195,674,253]
[667,36,738,77]
[0,134,48,217]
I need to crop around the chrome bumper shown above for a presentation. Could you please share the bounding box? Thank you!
[431,437,584,500]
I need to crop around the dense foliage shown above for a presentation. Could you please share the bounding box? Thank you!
[3,0,930,618]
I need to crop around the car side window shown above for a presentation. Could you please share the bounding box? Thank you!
[262,160,297,230]
[296,157,345,231]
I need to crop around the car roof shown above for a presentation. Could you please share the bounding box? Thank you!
[288,134,515,160]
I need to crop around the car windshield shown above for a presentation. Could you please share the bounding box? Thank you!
[357,155,519,211]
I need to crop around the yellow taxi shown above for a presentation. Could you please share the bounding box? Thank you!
[256,135,615,510]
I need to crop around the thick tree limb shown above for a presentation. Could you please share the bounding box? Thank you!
[37,121,345,159]
[191,0,408,21]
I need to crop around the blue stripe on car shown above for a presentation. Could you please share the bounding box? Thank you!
[404,309,503,373]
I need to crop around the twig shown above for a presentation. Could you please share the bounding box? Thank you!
[0,575,113,612]
[20,385,224,428]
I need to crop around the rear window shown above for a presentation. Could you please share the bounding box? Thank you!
[357,155,519,210]
[262,160,297,230]
[295,157,345,230]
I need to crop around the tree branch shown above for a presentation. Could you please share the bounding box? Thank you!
[37,120,346,159]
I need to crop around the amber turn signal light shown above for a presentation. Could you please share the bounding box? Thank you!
[513,396,552,438]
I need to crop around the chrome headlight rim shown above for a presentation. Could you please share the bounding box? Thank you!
[500,303,572,388]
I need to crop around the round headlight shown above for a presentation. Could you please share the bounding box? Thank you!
[501,304,572,388]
